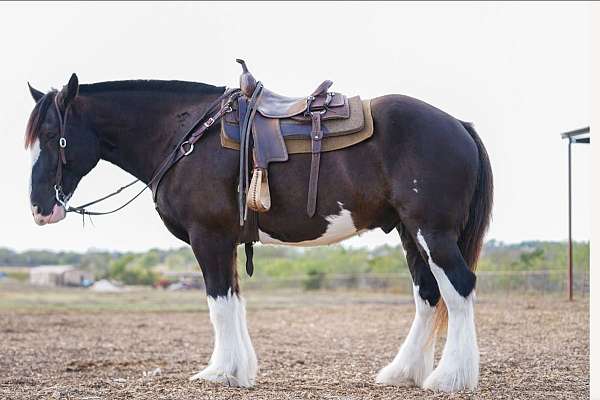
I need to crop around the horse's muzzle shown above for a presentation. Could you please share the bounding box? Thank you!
[32,204,66,225]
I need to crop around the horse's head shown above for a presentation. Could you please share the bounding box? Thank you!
[26,74,100,225]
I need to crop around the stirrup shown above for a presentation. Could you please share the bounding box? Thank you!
[246,168,271,213]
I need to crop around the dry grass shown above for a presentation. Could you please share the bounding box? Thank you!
[0,287,589,399]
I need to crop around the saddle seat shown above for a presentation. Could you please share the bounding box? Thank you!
[238,59,335,119]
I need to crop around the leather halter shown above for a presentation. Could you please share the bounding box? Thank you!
[50,88,239,217]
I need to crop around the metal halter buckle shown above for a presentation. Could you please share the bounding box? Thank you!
[181,141,194,156]
[204,117,215,128]
[54,185,68,208]
[59,138,67,148]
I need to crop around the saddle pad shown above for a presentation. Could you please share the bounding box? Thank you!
[221,99,373,155]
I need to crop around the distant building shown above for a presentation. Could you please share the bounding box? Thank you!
[161,271,204,290]
[29,265,93,287]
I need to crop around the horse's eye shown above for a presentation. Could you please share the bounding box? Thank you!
[46,130,58,139]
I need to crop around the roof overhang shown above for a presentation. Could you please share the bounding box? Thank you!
[561,127,590,143]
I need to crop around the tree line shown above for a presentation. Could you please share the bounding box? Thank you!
[0,241,589,286]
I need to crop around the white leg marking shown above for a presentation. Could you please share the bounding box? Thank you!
[259,202,365,246]
[400,241,408,257]
[416,229,479,392]
[376,284,436,387]
[190,290,257,387]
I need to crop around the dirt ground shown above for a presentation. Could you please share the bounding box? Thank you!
[0,288,589,400]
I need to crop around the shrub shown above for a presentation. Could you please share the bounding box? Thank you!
[303,268,325,290]
[108,255,158,286]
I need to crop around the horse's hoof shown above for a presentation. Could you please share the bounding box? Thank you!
[422,363,477,393]
[189,367,254,388]
[375,360,431,387]
[375,364,417,387]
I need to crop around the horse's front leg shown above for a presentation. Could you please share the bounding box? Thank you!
[188,229,257,387]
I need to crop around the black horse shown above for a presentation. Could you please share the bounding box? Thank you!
[25,70,492,392]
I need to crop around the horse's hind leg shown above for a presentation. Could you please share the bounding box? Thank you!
[188,230,257,387]
[376,225,440,387]
[416,229,479,392]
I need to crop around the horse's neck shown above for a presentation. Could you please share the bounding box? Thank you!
[83,91,215,183]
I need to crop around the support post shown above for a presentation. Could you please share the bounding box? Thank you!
[568,139,573,301]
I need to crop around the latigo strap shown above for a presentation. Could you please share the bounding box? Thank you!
[307,111,323,217]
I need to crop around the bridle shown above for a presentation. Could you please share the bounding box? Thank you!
[52,93,70,209]
[50,88,240,217]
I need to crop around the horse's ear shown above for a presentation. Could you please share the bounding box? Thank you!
[59,73,79,107]
[28,82,44,102]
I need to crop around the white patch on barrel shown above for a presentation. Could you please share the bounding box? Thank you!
[416,229,479,392]
[258,202,363,246]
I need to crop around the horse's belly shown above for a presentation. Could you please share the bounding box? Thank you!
[258,205,366,247]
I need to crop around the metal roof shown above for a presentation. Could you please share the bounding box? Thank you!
[561,127,590,143]
[29,265,75,274]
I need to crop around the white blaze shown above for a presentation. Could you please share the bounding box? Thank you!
[29,139,41,201]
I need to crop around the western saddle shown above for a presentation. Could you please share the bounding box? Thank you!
[226,59,370,230]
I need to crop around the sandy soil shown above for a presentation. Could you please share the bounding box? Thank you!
[0,290,589,399]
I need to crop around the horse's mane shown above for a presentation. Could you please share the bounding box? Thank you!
[24,80,225,149]
[24,91,56,149]
[79,80,225,95]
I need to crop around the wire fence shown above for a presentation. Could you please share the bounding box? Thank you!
[239,269,589,296]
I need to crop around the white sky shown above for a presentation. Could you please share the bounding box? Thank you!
[0,2,590,252]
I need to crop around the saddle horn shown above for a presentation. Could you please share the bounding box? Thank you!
[237,59,257,97]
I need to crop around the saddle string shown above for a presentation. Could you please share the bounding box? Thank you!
[54,88,240,217]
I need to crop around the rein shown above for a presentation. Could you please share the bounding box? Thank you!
[52,88,240,217]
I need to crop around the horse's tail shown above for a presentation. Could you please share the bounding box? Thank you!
[433,121,493,334]
[458,121,494,272]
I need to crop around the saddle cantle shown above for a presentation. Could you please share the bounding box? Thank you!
[223,59,374,225]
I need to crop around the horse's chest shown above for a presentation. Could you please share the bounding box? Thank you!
[258,205,365,246]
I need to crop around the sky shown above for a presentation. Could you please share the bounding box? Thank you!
[0,2,590,252]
